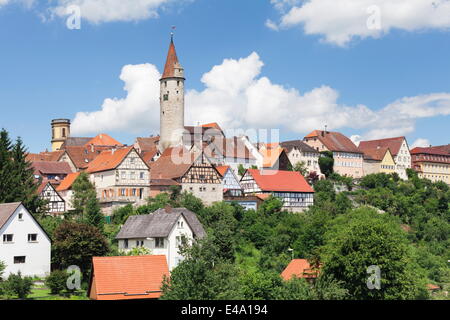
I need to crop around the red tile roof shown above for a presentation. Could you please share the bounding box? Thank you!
[358,137,406,157]
[150,148,197,180]
[26,151,64,162]
[411,146,450,156]
[135,136,160,152]
[64,145,114,170]
[281,259,320,281]
[56,172,80,191]
[246,169,314,193]
[86,147,135,173]
[85,134,123,147]
[358,146,391,161]
[89,255,169,300]
[305,130,361,153]
[215,165,230,177]
[32,161,73,176]
[161,39,181,79]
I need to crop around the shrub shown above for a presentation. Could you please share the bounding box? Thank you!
[3,272,33,299]
[45,270,68,295]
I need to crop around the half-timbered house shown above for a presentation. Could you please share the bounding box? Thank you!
[37,181,65,215]
[150,148,223,204]
[241,169,314,212]
[86,146,151,216]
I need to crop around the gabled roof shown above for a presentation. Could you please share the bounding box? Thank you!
[281,259,319,281]
[245,169,314,193]
[358,137,407,157]
[207,137,255,160]
[56,172,81,192]
[305,130,361,153]
[280,140,319,153]
[61,137,92,148]
[116,207,206,239]
[215,165,230,177]
[411,146,450,156]
[32,161,73,176]
[63,145,114,170]
[135,136,160,152]
[85,134,123,147]
[161,38,182,79]
[89,255,169,300]
[149,148,197,180]
[0,202,21,230]
[26,151,64,162]
[259,146,285,168]
[86,147,137,173]
[358,146,392,161]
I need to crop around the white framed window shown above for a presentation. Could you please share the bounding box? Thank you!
[14,256,26,264]
[3,234,13,243]
[28,234,38,242]
[155,237,164,248]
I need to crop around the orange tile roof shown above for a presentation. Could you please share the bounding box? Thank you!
[89,255,169,300]
[411,146,450,156]
[281,259,320,281]
[215,165,230,177]
[201,122,223,132]
[86,147,134,173]
[85,134,123,147]
[161,38,181,79]
[57,172,80,191]
[358,137,406,156]
[247,169,314,193]
[260,146,284,168]
[305,130,361,153]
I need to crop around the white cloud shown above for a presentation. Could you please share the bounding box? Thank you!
[411,138,431,148]
[72,52,450,143]
[71,63,161,135]
[0,0,35,8]
[269,0,450,46]
[265,19,279,31]
[0,0,10,6]
[50,0,175,23]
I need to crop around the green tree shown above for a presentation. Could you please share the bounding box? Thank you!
[83,193,104,231]
[45,270,69,295]
[321,207,429,300]
[292,161,308,176]
[71,172,103,230]
[52,221,109,276]
[0,260,5,281]
[0,128,14,204]
[2,272,33,299]
[238,164,246,177]
[124,246,152,256]
[319,151,334,178]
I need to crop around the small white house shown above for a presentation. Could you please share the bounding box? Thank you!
[0,202,51,278]
[115,207,206,271]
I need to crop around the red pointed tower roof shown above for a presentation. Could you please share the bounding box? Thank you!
[161,37,182,79]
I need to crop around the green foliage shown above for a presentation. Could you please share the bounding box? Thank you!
[2,272,33,299]
[0,260,5,281]
[52,221,109,276]
[123,246,152,256]
[292,161,308,176]
[238,164,246,177]
[0,129,45,213]
[111,204,135,225]
[45,270,69,295]
[320,207,429,300]
[319,151,334,177]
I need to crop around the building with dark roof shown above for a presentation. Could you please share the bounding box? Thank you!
[116,207,205,270]
[304,130,364,178]
[280,140,322,175]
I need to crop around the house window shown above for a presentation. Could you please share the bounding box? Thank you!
[177,220,184,229]
[132,189,137,196]
[136,240,144,247]
[28,234,38,242]
[18,213,23,220]
[163,94,169,101]
[176,236,186,248]
[3,234,13,243]
[14,256,26,264]
[155,238,164,248]
[124,239,128,249]
[120,189,126,196]
[140,172,145,180]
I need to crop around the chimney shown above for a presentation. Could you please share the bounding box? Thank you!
[164,205,172,213]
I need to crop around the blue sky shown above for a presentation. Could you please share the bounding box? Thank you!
[0,0,449,153]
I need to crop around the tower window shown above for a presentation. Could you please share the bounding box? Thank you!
[164,81,167,87]
[62,128,66,138]
[163,94,169,101]
[177,81,180,86]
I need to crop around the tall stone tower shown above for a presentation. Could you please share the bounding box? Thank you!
[51,119,70,151]
[159,35,185,153]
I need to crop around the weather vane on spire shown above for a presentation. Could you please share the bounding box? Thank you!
[171,26,176,41]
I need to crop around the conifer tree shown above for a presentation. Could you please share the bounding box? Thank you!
[0,129,14,203]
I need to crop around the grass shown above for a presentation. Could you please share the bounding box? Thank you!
[1,283,89,300]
